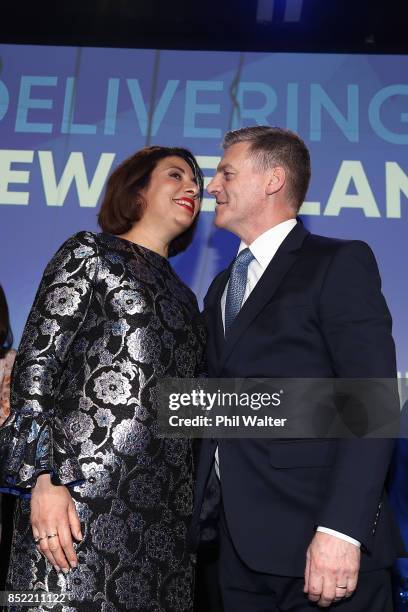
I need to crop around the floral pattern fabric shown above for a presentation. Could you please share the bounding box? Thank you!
[0,349,16,426]
[1,232,205,611]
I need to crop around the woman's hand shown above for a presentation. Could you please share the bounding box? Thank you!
[31,473,83,573]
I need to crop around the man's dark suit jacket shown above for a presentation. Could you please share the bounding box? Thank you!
[189,222,404,577]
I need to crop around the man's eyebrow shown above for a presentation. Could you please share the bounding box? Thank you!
[217,162,235,172]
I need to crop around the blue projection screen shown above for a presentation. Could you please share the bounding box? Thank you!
[0,45,407,378]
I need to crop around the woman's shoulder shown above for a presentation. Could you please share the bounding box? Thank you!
[50,231,100,261]
[62,231,100,251]
[73,231,128,255]
[44,231,100,278]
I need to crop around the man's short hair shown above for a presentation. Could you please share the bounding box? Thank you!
[223,126,311,212]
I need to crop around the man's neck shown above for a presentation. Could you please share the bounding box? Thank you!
[240,216,296,246]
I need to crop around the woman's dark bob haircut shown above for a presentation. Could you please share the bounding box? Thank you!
[0,285,13,359]
[98,146,204,257]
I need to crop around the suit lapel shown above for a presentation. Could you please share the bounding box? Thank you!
[219,222,309,369]
[204,267,230,374]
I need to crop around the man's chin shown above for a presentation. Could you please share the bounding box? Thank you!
[214,209,227,229]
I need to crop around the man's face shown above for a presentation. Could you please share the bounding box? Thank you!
[207,142,268,239]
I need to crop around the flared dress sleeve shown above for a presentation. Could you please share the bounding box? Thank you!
[0,231,99,496]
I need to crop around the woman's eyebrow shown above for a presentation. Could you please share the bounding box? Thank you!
[166,165,197,182]
[165,164,186,173]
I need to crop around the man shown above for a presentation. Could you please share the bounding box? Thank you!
[190,126,403,611]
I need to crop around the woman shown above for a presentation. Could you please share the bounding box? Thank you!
[0,146,205,611]
[0,285,16,591]
[0,285,16,427]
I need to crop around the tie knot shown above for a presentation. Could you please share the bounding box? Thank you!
[234,248,254,269]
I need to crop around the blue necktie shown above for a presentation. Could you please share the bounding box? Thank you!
[224,248,255,335]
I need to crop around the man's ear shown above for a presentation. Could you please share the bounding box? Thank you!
[265,166,286,196]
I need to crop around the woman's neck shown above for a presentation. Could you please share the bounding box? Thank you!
[118,225,170,258]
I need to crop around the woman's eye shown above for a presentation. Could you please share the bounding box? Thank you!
[170,172,182,180]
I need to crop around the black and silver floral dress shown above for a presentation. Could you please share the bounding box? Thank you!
[0,232,205,612]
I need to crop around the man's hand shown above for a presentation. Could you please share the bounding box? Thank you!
[31,473,83,573]
[304,531,361,607]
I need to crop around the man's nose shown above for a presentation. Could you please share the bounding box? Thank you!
[207,176,219,195]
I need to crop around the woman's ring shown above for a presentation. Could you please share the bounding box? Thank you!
[35,536,48,543]
[47,533,57,539]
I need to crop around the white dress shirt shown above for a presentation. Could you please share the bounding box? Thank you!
[215,219,360,548]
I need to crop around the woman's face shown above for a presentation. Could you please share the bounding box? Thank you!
[140,155,201,239]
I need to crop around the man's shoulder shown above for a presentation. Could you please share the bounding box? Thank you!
[305,233,380,284]
[306,233,373,258]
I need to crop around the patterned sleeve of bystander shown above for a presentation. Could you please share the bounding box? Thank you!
[0,348,16,427]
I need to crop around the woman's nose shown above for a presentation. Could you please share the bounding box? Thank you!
[185,182,199,197]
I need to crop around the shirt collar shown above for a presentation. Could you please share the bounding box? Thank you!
[237,219,298,271]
